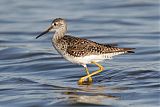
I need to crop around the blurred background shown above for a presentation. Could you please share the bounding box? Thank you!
[0,0,159,107]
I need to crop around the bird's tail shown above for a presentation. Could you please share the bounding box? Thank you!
[123,48,135,53]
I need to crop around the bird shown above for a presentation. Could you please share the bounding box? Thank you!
[36,18,134,85]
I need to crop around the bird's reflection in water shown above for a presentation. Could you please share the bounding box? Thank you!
[61,85,119,106]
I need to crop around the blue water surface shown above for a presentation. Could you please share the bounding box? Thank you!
[0,0,159,107]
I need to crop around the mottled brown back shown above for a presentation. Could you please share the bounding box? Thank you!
[56,35,134,57]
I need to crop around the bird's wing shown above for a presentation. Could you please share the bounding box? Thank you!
[64,35,133,57]
[65,36,94,57]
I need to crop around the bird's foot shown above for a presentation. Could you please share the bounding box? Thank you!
[78,77,93,85]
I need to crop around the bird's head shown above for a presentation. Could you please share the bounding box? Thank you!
[36,18,67,39]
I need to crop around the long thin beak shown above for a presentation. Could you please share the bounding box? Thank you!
[36,26,53,39]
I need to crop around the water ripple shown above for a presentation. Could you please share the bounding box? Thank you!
[0,0,159,107]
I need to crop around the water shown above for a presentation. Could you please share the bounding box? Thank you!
[0,0,159,107]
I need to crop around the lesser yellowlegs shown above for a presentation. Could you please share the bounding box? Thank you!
[36,18,134,85]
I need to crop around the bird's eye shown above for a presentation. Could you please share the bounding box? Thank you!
[54,23,56,26]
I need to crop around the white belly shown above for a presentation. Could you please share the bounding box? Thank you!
[63,52,125,65]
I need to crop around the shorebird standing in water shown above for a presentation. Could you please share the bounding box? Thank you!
[36,18,134,85]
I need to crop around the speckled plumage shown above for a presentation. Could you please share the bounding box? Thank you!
[55,35,133,57]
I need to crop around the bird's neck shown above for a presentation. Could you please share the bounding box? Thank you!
[53,27,67,41]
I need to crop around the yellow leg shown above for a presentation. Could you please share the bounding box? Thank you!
[78,61,104,85]
[78,66,93,85]
[84,67,93,83]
